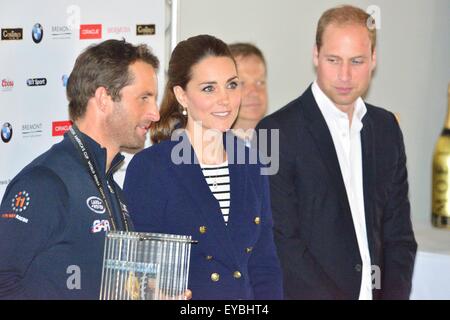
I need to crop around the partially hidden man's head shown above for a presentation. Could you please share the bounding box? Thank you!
[67,39,160,122]
[229,43,268,125]
[314,5,377,111]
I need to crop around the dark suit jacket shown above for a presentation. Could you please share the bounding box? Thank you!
[256,85,417,300]
[123,131,283,300]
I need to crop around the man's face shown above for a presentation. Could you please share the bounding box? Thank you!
[235,54,268,123]
[314,23,376,112]
[107,60,160,151]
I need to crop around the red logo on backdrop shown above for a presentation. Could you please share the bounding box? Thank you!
[52,121,72,136]
[1,79,14,88]
[79,24,102,39]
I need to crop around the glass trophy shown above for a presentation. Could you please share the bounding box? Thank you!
[99,231,196,300]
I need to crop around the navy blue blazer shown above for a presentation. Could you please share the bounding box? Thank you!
[123,131,283,300]
[256,85,417,300]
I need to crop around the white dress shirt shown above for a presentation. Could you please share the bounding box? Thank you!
[312,81,373,300]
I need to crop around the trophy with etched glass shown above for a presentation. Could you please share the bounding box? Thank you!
[99,231,196,300]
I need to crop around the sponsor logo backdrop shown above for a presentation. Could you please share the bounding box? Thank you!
[0,0,166,198]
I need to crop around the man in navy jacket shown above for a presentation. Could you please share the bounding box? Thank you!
[256,5,417,299]
[0,39,160,299]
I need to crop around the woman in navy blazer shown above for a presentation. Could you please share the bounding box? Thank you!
[123,35,282,300]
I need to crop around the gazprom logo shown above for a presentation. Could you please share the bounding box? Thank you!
[86,196,105,214]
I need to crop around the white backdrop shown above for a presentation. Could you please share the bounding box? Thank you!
[0,0,167,199]
[177,0,450,223]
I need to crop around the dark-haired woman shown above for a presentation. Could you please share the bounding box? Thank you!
[124,35,282,300]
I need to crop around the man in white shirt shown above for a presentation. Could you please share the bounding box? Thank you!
[256,5,417,299]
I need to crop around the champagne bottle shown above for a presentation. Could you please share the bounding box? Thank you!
[432,83,450,228]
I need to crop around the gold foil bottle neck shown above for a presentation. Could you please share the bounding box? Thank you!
[445,83,450,129]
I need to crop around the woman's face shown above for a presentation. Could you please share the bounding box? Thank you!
[174,56,241,134]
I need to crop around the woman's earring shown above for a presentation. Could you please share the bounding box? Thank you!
[182,108,187,116]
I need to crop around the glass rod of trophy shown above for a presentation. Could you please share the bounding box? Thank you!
[99,231,197,300]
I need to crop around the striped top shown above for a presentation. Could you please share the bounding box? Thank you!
[200,161,230,225]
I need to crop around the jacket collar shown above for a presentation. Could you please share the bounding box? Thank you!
[167,129,247,264]
[64,126,125,176]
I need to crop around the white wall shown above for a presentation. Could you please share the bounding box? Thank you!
[178,0,450,223]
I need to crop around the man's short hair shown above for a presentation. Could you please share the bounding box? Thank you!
[229,42,266,67]
[316,5,376,53]
[67,39,159,121]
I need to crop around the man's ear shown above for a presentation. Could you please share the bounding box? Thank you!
[94,87,112,113]
[313,45,319,68]
[173,86,187,108]
[371,48,377,71]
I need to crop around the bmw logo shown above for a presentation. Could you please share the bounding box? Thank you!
[1,122,13,143]
[32,23,43,43]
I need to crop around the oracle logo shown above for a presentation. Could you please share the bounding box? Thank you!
[79,24,102,39]
[52,121,72,136]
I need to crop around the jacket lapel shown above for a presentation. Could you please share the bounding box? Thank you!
[302,85,376,259]
[225,145,248,242]
[361,114,375,258]
[302,86,352,216]
[168,133,238,263]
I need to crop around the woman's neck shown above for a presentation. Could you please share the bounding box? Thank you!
[186,124,226,165]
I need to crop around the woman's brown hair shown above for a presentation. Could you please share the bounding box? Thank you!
[150,34,235,143]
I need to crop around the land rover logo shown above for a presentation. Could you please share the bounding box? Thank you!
[87,196,106,214]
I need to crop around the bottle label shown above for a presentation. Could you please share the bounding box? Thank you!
[432,153,450,224]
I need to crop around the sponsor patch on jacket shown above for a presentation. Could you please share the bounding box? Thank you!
[11,190,30,213]
[91,219,110,233]
[1,212,29,223]
[86,196,106,214]
[0,191,32,223]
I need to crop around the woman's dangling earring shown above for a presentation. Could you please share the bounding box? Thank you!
[182,108,187,116]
